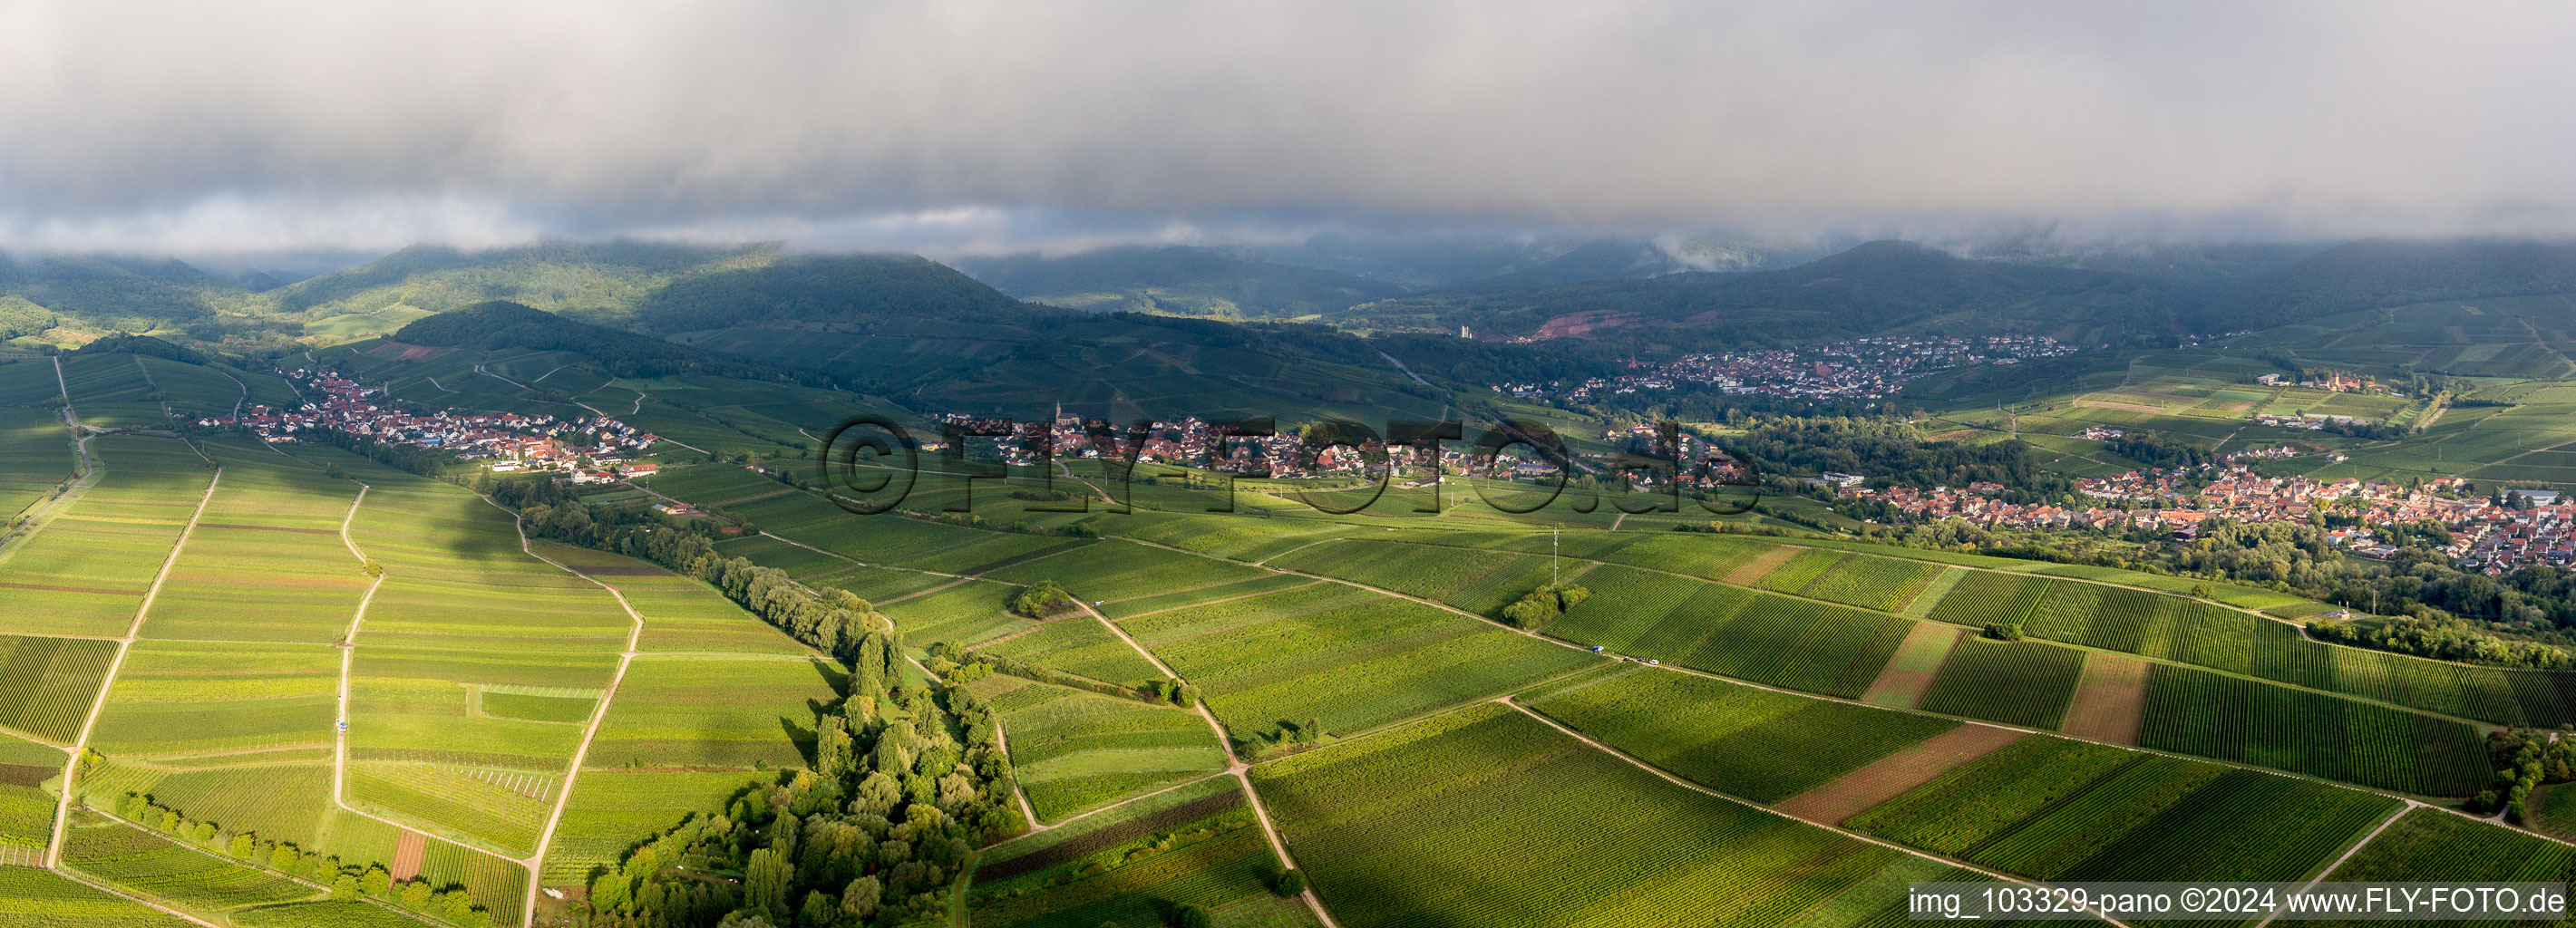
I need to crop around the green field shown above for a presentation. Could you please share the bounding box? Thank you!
[583,655,843,770]
[967,777,1285,928]
[60,816,320,918]
[1846,734,2400,886]
[2134,663,2491,796]
[543,769,778,883]
[1119,584,1593,749]
[0,864,195,926]
[1525,668,1958,803]
[1924,570,2576,728]
[1914,636,2086,730]
[1252,702,1909,927]
[974,675,1229,822]
[1541,566,1912,698]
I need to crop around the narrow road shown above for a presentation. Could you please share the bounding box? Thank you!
[2251,802,2411,928]
[1070,598,1339,927]
[993,720,1046,833]
[47,468,222,869]
[484,496,651,926]
[329,486,383,814]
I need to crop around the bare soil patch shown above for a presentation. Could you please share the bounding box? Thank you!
[1774,725,2025,825]
[1722,545,1805,585]
[1859,623,1963,710]
[389,829,427,881]
[2059,653,2149,745]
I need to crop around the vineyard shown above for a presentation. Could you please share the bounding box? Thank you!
[0,434,210,638]
[1128,587,1591,746]
[1791,553,1946,614]
[1542,566,1911,698]
[1264,538,1560,617]
[1524,668,1959,802]
[583,655,842,770]
[2135,663,2491,795]
[1850,734,2399,886]
[1914,637,2086,729]
[966,777,1287,928]
[1250,703,1907,928]
[971,674,1228,822]
[985,539,1267,605]
[2318,807,2576,898]
[974,618,1165,688]
[1924,570,2576,729]
[0,865,192,927]
[544,770,777,883]
[60,816,320,915]
[0,634,120,745]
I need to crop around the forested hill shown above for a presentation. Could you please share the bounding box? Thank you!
[954,246,1407,319]
[629,254,1030,333]
[2196,238,2576,331]
[1341,239,2190,347]
[391,300,814,382]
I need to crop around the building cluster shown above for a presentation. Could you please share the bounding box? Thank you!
[2256,372,2380,392]
[1497,335,2083,402]
[2252,412,2368,430]
[203,368,668,480]
[1848,459,2576,573]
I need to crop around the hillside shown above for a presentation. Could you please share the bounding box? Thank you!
[389,300,811,382]
[2200,238,2576,331]
[955,246,1407,319]
[1345,239,2190,347]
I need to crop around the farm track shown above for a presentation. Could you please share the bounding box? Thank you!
[48,466,222,870]
[1069,597,1341,927]
[993,720,1046,833]
[491,495,649,927]
[2250,802,2413,928]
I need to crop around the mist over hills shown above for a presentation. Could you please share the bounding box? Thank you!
[6,234,2576,390]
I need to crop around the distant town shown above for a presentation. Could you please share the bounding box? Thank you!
[199,367,674,483]
[1843,452,2573,575]
[1491,335,2084,402]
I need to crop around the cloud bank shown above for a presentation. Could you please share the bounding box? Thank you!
[3,0,2573,256]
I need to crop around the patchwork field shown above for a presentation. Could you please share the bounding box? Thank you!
[0,434,210,637]
[1252,702,1911,928]
[1523,668,1959,803]
[1923,569,2576,728]
[1846,735,2401,885]
[543,769,778,883]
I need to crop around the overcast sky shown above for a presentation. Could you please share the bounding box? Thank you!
[3,0,2573,259]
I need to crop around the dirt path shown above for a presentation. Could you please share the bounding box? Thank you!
[1068,597,1338,927]
[47,467,221,869]
[2251,802,2412,928]
[1501,699,2126,926]
[1773,723,2027,824]
[994,719,1046,833]
[2059,653,2150,745]
[493,497,650,925]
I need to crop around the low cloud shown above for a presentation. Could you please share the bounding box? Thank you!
[3,1,2573,256]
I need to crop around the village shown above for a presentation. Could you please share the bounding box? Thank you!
[1488,334,2084,402]
[1842,450,2576,575]
[200,367,674,484]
